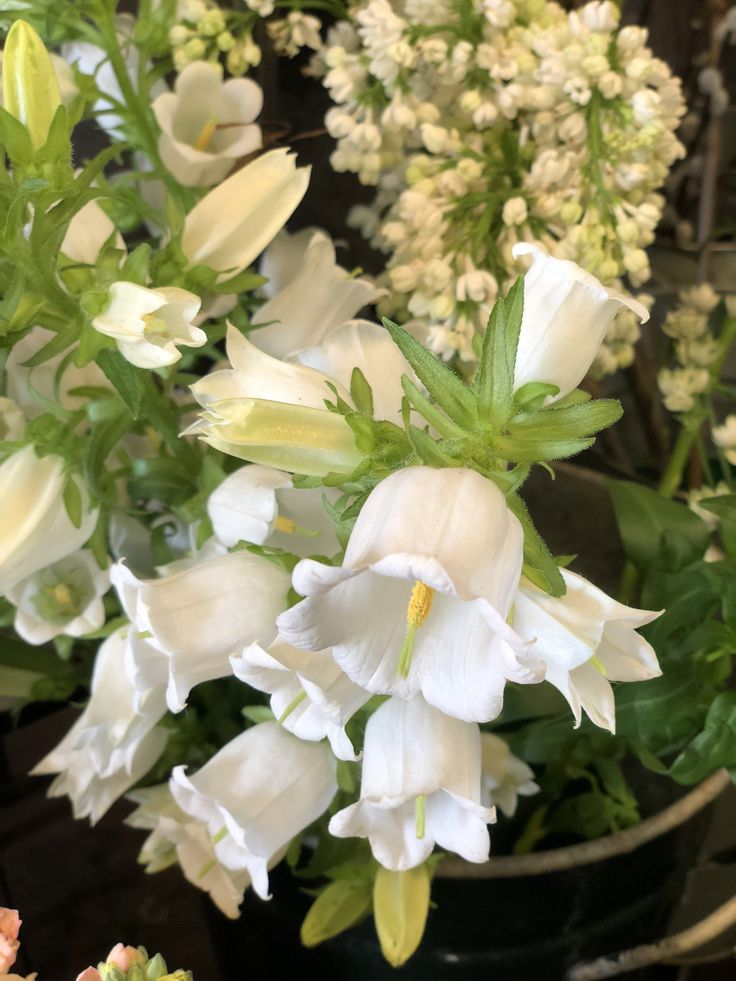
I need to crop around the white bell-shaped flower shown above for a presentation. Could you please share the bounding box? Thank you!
[111,551,291,712]
[170,722,338,900]
[6,549,110,645]
[512,243,650,401]
[278,466,539,723]
[32,629,167,824]
[231,636,370,761]
[127,785,252,919]
[480,732,539,817]
[181,148,310,281]
[0,448,97,595]
[513,568,662,733]
[153,61,262,188]
[92,282,205,369]
[207,463,338,556]
[330,696,495,870]
[252,230,381,358]
[186,325,361,476]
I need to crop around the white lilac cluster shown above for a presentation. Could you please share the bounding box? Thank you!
[657,283,721,413]
[314,0,685,363]
[31,232,660,916]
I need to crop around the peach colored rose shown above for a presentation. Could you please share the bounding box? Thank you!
[0,908,21,972]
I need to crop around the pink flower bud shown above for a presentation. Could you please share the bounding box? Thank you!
[106,944,145,969]
[0,908,21,971]
[76,969,102,981]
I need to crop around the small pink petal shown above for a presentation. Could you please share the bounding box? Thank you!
[76,969,102,981]
[106,944,144,969]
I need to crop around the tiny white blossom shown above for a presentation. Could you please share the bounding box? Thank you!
[92,282,205,369]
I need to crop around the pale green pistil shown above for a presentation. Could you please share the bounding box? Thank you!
[415,795,426,839]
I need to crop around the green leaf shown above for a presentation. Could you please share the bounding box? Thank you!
[0,105,33,165]
[121,242,151,285]
[383,318,478,429]
[607,479,710,571]
[513,381,560,410]
[669,691,736,784]
[301,878,373,948]
[96,348,144,419]
[62,475,82,528]
[475,276,524,426]
[350,367,374,418]
[507,492,565,596]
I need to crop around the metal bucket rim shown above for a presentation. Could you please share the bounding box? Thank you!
[439,769,730,879]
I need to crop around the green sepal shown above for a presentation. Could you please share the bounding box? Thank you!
[96,348,144,419]
[475,276,524,426]
[507,492,566,597]
[383,318,478,429]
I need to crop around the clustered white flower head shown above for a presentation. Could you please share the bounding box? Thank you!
[657,282,721,414]
[314,0,685,364]
[30,226,665,913]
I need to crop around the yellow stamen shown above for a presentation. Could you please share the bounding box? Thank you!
[194,117,218,152]
[415,795,426,840]
[141,312,167,335]
[590,655,607,676]
[398,581,435,678]
[53,584,73,606]
[407,580,434,627]
[274,515,297,534]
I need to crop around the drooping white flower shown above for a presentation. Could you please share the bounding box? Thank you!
[111,551,291,712]
[32,629,167,824]
[181,148,310,281]
[170,722,337,900]
[207,464,338,556]
[5,326,111,419]
[127,784,251,919]
[6,549,110,646]
[153,61,262,187]
[511,243,650,401]
[251,230,381,358]
[278,466,540,723]
[231,636,370,760]
[512,569,662,733]
[479,732,539,817]
[186,325,362,476]
[0,448,97,595]
[330,696,495,870]
[92,282,205,369]
[712,415,736,465]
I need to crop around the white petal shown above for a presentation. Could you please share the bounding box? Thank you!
[191,324,348,409]
[207,464,289,547]
[343,466,524,612]
[512,243,650,401]
[294,320,408,424]
[253,233,381,358]
[181,149,309,279]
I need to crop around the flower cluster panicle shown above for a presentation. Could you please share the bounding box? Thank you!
[170,0,261,74]
[311,0,685,364]
[657,283,722,413]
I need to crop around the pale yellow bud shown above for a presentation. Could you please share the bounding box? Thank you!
[3,19,62,149]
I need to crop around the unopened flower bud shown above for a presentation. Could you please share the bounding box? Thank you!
[3,19,62,149]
